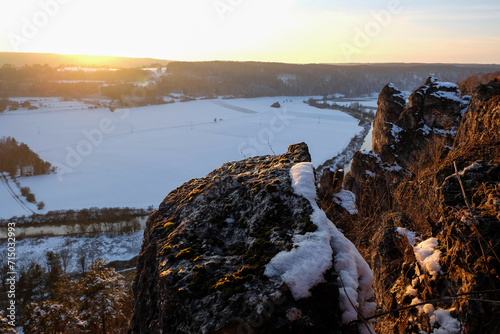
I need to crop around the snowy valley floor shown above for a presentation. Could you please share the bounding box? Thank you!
[1,95,377,273]
[0,96,377,219]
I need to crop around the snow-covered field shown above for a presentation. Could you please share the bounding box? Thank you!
[0,96,375,219]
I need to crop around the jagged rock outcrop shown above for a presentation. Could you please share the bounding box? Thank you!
[374,77,467,168]
[345,79,500,333]
[345,77,469,201]
[129,143,375,334]
[372,83,406,155]
[318,168,344,201]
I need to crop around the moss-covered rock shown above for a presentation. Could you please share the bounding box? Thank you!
[130,143,343,333]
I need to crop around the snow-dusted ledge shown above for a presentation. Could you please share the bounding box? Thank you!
[397,227,459,333]
[264,162,376,333]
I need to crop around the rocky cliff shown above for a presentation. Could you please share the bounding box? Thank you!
[129,143,375,334]
[346,77,469,197]
[345,78,500,333]
[130,78,499,334]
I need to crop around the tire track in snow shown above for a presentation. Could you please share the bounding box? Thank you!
[211,100,258,114]
[0,173,34,215]
[35,114,256,154]
[23,101,260,155]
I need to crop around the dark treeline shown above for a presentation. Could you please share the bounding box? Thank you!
[1,62,499,101]
[0,136,55,177]
[0,64,156,99]
[306,98,375,123]
[0,64,154,82]
[159,61,500,97]
[0,206,151,227]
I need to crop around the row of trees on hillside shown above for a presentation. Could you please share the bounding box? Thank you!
[0,207,150,227]
[306,98,375,123]
[2,62,499,102]
[0,64,156,100]
[158,62,500,98]
[0,64,151,85]
[0,137,55,177]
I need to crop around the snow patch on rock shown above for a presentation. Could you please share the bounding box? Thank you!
[430,309,461,334]
[413,238,442,279]
[395,227,418,245]
[333,190,358,214]
[265,162,376,332]
[431,90,461,103]
[434,81,459,90]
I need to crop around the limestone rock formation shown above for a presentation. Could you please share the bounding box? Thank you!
[345,77,469,200]
[371,83,405,155]
[129,143,374,334]
[318,168,344,202]
[375,78,467,167]
[345,79,500,333]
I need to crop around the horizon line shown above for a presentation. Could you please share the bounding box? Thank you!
[0,51,499,67]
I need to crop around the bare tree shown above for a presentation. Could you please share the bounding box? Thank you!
[59,248,72,274]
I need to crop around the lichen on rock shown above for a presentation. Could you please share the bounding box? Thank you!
[129,143,365,334]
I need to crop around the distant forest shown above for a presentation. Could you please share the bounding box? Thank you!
[159,62,500,97]
[0,60,499,103]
